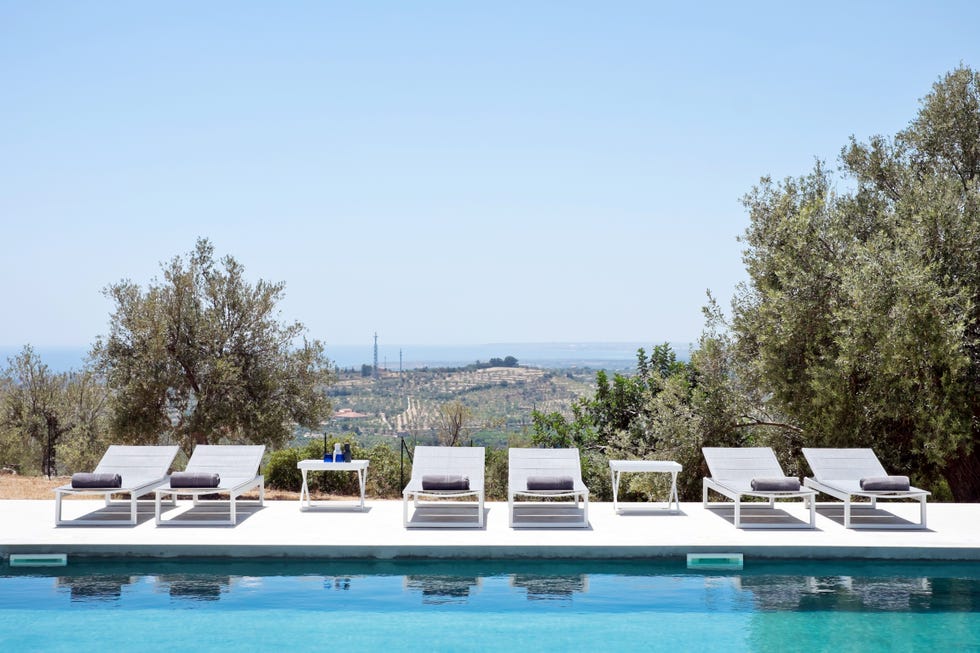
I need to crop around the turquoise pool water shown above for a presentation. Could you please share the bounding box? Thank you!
[2,559,979,652]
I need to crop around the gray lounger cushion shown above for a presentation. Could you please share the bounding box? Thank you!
[860,475,910,491]
[750,477,801,491]
[169,472,221,488]
[71,472,123,489]
[526,476,574,491]
[422,475,470,491]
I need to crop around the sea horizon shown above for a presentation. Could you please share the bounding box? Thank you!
[0,341,693,373]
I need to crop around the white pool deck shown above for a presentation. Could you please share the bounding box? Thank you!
[4,497,980,561]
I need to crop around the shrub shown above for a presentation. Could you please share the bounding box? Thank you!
[366,442,401,498]
[264,447,304,491]
[581,450,612,502]
[264,436,405,498]
[485,447,508,500]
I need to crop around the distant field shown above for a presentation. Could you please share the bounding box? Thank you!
[298,365,597,444]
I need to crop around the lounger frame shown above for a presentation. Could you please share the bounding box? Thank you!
[54,445,179,526]
[508,448,589,528]
[154,445,265,526]
[702,447,816,529]
[402,446,485,528]
[802,448,930,529]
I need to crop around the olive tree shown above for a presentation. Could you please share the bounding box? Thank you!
[732,66,980,500]
[92,239,334,455]
[0,346,109,476]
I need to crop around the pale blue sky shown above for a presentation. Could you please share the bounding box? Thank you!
[2,1,978,349]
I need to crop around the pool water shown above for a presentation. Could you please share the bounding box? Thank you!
[2,559,979,652]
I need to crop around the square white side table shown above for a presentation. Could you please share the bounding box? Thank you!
[609,460,682,513]
[297,459,370,510]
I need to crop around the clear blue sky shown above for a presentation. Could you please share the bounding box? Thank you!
[2,1,978,348]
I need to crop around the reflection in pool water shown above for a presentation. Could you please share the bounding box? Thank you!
[2,559,980,651]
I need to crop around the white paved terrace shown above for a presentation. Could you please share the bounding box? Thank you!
[3,497,979,560]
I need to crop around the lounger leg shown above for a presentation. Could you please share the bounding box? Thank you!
[358,469,367,510]
[844,500,851,529]
[130,493,138,525]
[611,469,619,512]
[582,492,589,527]
[702,480,709,507]
[807,496,815,528]
[403,492,410,527]
[478,491,485,528]
[920,496,927,528]
[734,497,741,528]
[55,491,63,526]
[669,471,679,512]
[871,496,877,509]
[259,480,265,506]
[230,492,237,525]
[105,494,112,507]
[508,493,515,528]
[155,492,163,526]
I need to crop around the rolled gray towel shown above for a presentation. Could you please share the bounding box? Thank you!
[750,477,800,491]
[860,475,910,491]
[526,476,574,491]
[71,473,122,489]
[421,475,470,491]
[169,472,221,488]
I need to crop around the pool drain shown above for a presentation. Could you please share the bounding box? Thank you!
[8,553,68,567]
[686,553,743,570]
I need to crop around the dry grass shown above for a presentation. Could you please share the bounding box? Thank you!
[0,474,64,500]
[0,473,360,502]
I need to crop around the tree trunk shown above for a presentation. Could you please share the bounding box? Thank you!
[45,415,59,479]
[944,447,980,502]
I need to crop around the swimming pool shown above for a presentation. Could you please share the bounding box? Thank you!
[3,558,979,651]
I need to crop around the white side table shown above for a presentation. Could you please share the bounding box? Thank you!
[609,460,682,513]
[297,459,370,511]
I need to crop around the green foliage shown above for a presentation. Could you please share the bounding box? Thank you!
[581,450,612,501]
[529,407,594,449]
[264,436,403,498]
[92,239,335,456]
[487,356,519,368]
[531,346,688,447]
[529,344,721,500]
[264,446,305,491]
[731,65,980,500]
[484,446,510,500]
[364,441,401,498]
[0,346,109,476]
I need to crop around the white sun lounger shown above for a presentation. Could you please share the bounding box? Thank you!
[702,447,816,529]
[508,448,589,528]
[802,448,930,529]
[402,446,485,528]
[54,445,180,526]
[154,445,265,526]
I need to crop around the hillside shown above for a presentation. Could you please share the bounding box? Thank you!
[315,365,595,444]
